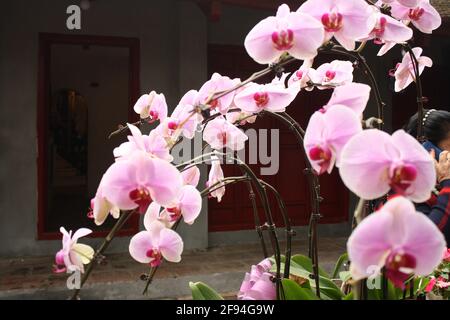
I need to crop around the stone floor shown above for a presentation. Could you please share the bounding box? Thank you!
[0,237,347,299]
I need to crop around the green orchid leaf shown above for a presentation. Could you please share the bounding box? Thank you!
[189,281,224,300]
[281,279,319,300]
[332,253,348,279]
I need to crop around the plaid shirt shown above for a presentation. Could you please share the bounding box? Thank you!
[416,179,450,245]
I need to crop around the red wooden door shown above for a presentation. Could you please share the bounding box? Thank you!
[207,45,349,232]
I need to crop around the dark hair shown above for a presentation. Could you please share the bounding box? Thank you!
[404,109,450,145]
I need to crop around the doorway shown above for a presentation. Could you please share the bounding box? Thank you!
[37,33,140,239]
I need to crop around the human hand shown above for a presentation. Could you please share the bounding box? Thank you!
[431,149,450,183]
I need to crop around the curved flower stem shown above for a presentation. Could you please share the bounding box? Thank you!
[244,178,269,258]
[324,46,385,130]
[258,179,294,278]
[402,44,425,141]
[220,153,284,299]
[176,151,284,298]
[355,41,367,54]
[262,110,322,298]
[71,210,133,300]
[208,56,297,104]
[108,119,147,139]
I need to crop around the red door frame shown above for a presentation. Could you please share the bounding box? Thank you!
[37,33,140,240]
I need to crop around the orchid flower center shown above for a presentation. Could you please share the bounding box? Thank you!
[209,99,219,109]
[321,12,343,32]
[309,146,331,162]
[166,207,182,221]
[372,17,387,44]
[388,63,401,77]
[295,70,304,80]
[408,7,425,21]
[324,70,336,82]
[148,110,159,123]
[146,248,162,267]
[217,131,227,146]
[167,121,179,131]
[87,199,94,219]
[52,250,67,274]
[271,29,294,51]
[129,188,152,214]
[253,92,269,108]
[389,165,417,194]
[385,251,417,288]
[309,146,332,174]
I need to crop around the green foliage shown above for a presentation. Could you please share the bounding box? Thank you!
[291,254,330,278]
[332,253,348,279]
[343,291,354,300]
[189,281,224,300]
[339,271,351,283]
[281,279,319,300]
[271,254,344,300]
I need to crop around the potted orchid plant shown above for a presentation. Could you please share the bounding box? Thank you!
[53,0,449,300]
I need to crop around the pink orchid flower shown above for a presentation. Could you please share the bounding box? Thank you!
[347,196,446,288]
[181,165,201,187]
[90,182,120,226]
[144,185,202,226]
[308,60,354,89]
[393,47,432,92]
[203,117,248,151]
[143,202,175,229]
[304,105,362,174]
[113,123,173,162]
[129,220,183,267]
[233,82,298,114]
[323,82,371,116]
[238,258,276,300]
[206,155,225,202]
[101,151,183,214]
[133,91,168,123]
[298,0,376,51]
[196,73,239,114]
[390,0,441,34]
[244,4,324,64]
[54,227,94,274]
[286,59,314,91]
[143,202,173,228]
[339,129,436,201]
[362,10,413,56]
[156,90,203,141]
